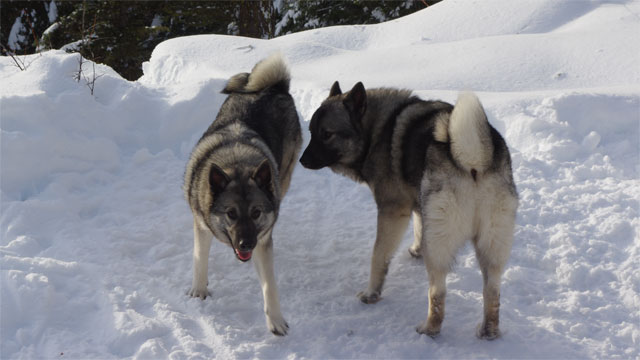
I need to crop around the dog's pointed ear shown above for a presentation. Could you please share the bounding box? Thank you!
[252,159,272,189]
[343,82,367,119]
[252,160,276,201]
[209,165,230,194]
[329,81,342,97]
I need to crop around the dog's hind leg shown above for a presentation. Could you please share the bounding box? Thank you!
[417,264,448,338]
[475,260,504,340]
[358,209,410,304]
[253,236,289,336]
[188,219,212,299]
[473,191,516,340]
[408,211,422,258]
[417,190,470,337]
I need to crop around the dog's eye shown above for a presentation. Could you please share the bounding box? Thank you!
[226,209,238,220]
[322,131,334,141]
[251,209,261,220]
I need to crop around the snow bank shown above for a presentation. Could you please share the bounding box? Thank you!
[1,0,639,358]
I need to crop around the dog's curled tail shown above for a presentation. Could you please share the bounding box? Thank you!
[223,52,291,94]
[436,92,494,174]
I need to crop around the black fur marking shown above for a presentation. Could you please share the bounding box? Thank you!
[471,169,477,182]
[380,97,424,148]
[401,122,434,187]
[243,90,296,168]
[487,125,518,197]
[356,96,423,182]
[400,101,453,187]
[262,77,290,94]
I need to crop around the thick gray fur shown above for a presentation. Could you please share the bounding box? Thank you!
[184,53,301,336]
[299,82,517,339]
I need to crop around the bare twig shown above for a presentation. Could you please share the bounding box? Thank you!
[74,53,85,82]
[1,44,26,71]
[73,1,102,95]
[84,61,103,95]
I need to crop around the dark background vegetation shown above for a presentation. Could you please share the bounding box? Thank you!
[1,1,440,80]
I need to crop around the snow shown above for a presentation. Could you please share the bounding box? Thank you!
[47,1,58,24]
[1,0,639,358]
[7,11,26,51]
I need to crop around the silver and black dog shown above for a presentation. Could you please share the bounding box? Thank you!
[300,81,518,339]
[184,53,301,336]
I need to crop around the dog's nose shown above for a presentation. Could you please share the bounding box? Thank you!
[299,151,312,167]
[238,239,253,251]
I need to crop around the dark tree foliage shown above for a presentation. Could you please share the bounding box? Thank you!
[0,0,63,54]
[236,0,278,38]
[44,1,237,80]
[1,0,440,80]
[277,0,436,35]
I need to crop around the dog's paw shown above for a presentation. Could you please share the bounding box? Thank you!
[357,290,381,304]
[408,245,422,258]
[476,322,501,340]
[267,314,289,336]
[416,322,440,338]
[187,286,210,300]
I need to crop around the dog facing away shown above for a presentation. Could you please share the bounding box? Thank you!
[184,53,301,336]
[299,82,517,338]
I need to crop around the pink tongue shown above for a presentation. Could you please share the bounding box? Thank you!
[236,249,252,261]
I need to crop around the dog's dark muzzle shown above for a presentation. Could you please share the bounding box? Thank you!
[231,221,257,262]
[233,239,255,262]
[299,149,324,169]
[300,141,338,170]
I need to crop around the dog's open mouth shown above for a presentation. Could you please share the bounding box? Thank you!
[235,248,252,262]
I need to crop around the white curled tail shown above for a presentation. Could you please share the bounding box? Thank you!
[448,92,493,173]
[223,52,290,94]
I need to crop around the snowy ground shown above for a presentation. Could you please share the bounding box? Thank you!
[1,0,639,359]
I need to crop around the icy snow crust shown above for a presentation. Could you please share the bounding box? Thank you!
[1,0,639,358]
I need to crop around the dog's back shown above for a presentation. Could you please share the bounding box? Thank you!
[198,54,299,171]
[186,53,301,209]
[359,89,454,205]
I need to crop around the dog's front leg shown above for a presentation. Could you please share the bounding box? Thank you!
[357,210,410,304]
[188,219,212,299]
[253,238,288,336]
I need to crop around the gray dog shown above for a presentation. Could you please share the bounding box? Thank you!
[184,53,301,336]
[300,82,517,338]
